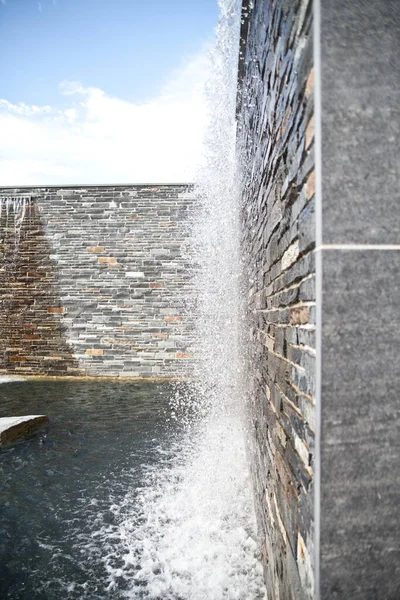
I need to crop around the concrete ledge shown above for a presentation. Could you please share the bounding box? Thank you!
[0,416,49,447]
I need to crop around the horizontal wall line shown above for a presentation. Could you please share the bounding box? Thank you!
[316,244,400,251]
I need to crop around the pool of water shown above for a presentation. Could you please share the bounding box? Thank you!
[0,380,266,600]
[0,380,182,599]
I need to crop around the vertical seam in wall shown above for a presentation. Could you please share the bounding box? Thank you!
[313,0,323,597]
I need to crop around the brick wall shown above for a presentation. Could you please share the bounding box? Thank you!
[237,1,316,598]
[0,185,194,378]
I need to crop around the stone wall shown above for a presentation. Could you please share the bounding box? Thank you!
[319,1,400,598]
[238,0,400,598]
[237,1,315,598]
[0,185,194,378]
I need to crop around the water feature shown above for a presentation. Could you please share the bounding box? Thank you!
[0,1,267,597]
[0,196,30,262]
[0,380,183,599]
[108,0,267,596]
[1,378,265,599]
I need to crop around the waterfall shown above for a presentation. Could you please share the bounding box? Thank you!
[190,0,243,419]
[103,1,267,598]
[0,196,30,263]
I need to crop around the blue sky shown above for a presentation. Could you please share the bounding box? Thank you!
[0,0,221,184]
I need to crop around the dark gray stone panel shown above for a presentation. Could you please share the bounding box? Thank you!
[320,249,400,599]
[321,0,400,244]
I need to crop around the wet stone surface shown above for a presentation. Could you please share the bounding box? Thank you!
[237,0,315,598]
[0,415,49,448]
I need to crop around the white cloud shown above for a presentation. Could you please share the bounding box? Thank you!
[0,50,211,185]
[0,99,52,116]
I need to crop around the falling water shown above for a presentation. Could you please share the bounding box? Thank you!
[103,1,267,598]
[0,196,29,264]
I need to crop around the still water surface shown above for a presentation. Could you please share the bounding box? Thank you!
[0,381,181,599]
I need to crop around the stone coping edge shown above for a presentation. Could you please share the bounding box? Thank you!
[0,182,194,190]
[1,375,192,382]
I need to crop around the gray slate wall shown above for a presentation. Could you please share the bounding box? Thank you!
[0,185,194,378]
[319,1,400,598]
[237,1,315,598]
[238,0,400,598]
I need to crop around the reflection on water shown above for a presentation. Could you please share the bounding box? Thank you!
[0,381,180,599]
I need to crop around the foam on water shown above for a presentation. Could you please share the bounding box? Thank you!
[105,416,266,600]
[24,413,266,599]
[20,416,265,599]
[0,376,26,383]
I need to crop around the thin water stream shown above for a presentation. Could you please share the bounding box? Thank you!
[0,196,30,266]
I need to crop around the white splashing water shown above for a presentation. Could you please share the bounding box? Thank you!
[190,0,243,415]
[102,1,267,598]
[100,418,265,600]
[0,376,26,384]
